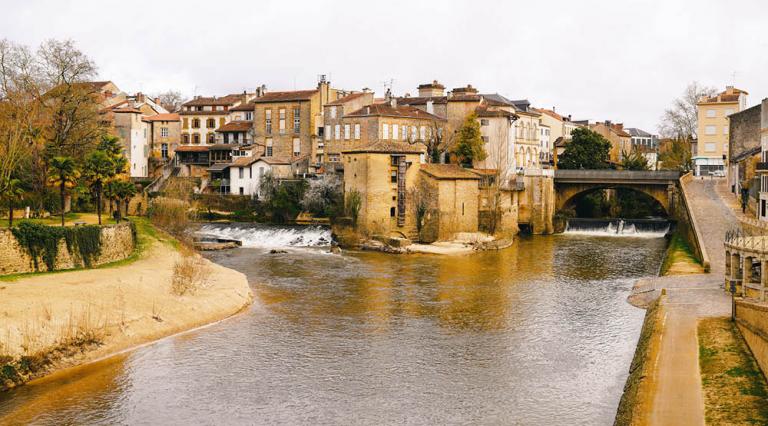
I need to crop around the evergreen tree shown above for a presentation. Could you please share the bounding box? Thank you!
[557,128,612,169]
[451,113,487,166]
[48,156,79,226]
[83,151,115,224]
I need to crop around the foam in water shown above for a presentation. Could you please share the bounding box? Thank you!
[564,219,669,238]
[197,224,332,248]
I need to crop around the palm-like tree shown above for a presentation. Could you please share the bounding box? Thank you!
[48,156,79,226]
[2,178,25,228]
[83,151,116,225]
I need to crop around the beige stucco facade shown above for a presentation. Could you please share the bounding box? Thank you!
[696,86,748,176]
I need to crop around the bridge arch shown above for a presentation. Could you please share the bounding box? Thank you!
[556,184,671,215]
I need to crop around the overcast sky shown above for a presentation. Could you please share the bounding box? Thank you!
[2,0,766,131]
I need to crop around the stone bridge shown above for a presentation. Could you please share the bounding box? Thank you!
[554,169,682,215]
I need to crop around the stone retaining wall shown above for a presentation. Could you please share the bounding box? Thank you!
[0,222,135,275]
[676,173,710,271]
[735,299,768,377]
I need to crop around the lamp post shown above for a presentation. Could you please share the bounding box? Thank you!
[730,280,737,322]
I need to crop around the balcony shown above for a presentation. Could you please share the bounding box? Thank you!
[757,162,768,172]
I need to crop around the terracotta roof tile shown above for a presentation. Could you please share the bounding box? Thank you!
[182,94,244,107]
[420,164,481,180]
[253,90,317,103]
[345,104,445,121]
[175,145,209,152]
[216,121,252,132]
[342,141,426,154]
[326,92,368,106]
[143,113,180,122]
[230,101,256,112]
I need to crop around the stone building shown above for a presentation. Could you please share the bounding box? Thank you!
[695,86,749,176]
[510,99,543,170]
[251,79,342,173]
[143,113,181,177]
[589,121,632,164]
[418,164,481,242]
[728,103,762,196]
[107,93,169,178]
[320,91,376,165]
[757,99,768,220]
[180,92,256,146]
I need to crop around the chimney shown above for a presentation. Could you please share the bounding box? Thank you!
[136,92,145,103]
[552,106,556,112]
[726,85,734,94]
[568,114,572,121]
[362,87,371,93]
[365,106,371,115]
[385,88,392,102]
[154,97,161,105]
[417,80,445,97]
[390,97,397,108]
[426,100,434,114]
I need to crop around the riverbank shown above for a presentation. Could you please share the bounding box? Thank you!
[0,219,253,391]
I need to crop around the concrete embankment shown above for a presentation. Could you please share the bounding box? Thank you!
[0,224,253,391]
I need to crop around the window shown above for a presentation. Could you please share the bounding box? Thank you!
[183,118,189,129]
[245,111,253,121]
[266,138,273,156]
[480,119,489,126]
[411,126,417,140]
[482,136,490,143]
[239,187,244,195]
[160,127,169,137]
[335,124,341,140]
[383,123,389,139]
[390,206,396,217]
[279,108,286,134]
[393,124,399,140]
[161,143,168,159]
[293,108,300,133]
[329,154,340,162]
[193,134,200,144]
[293,138,300,156]
[344,124,350,140]
[325,125,330,139]
[265,110,272,134]
[207,133,215,144]
[401,125,407,140]
[239,167,244,179]
[182,134,189,144]
[192,118,200,128]
[419,126,426,140]
[706,109,716,118]
[354,124,360,140]
[391,170,397,183]
[207,118,216,128]
[330,106,337,119]
[705,125,716,135]
[704,143,716,152]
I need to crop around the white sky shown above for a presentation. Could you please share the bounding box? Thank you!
[2,0,766,131]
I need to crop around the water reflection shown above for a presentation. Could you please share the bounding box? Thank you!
[0,233,666,425]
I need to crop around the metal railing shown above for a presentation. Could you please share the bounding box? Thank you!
[725,226,768,254]
[554,169,682,181]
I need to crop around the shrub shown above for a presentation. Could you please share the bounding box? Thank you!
[148,197,191,235]
[10,222,103,271]
[301,174,343,218]
[171,250,210,296]
[345,189,362,224]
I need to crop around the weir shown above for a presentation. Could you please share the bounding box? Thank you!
[196,223,333,248]
[564,218,671,238]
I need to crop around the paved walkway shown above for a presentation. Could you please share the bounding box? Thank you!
[639,178,734,426]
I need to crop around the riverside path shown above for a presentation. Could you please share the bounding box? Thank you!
[631,178,734,426]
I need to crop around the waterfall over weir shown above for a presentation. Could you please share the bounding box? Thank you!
[197,223,333,248]
[564,218,671,238]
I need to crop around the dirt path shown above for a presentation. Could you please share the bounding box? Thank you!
[640,178,734,425]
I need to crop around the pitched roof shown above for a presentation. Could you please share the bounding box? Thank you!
[624,127,653,137]
[230,101,255,112]
[326,92,368,106]
[699,87,748,104]
[112,107,143,114]
[216,121,252,132]
[231,156,260,167]
[342,141,426,154]
[536,108,565,122]
[475,105,517,119]
[182,94,243,107]
[396,96,448,106]
[481,93,516,107]
[345,104,445,121]
[256,155,296,165]
[253,90,317,103]
[143,113,180,122]
[420,164,481,180]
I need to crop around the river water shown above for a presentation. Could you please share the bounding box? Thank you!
[0,225,668,425]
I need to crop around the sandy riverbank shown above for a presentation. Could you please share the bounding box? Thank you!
[0,229,253,390]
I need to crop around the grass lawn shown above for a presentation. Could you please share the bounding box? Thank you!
[662,233,704,275]
[0,212,118,228]
[0,216,177,282]
[698,317,768,425]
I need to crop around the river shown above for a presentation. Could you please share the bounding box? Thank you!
[0,224,668,425]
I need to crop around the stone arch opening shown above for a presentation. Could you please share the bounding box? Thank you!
[559,185,669,218]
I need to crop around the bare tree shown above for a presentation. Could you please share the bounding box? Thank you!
[153,90,184,113]
[404,120,454,163]
[479,114,516,235]
[658,82,717,140]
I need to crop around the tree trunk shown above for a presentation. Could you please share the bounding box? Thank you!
[96,185,102,225]
[60,178,66,227]
[8,199,13,228]
[124,198,130,218]
[115,199,121,222]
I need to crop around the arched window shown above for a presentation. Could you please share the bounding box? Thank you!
[207,118,216,128]
[182,134,189,144]
[192,118,200,129]
[192,134,200,144]
[207,133,215,144]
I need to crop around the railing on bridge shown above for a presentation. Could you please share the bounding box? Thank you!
[554,169,682,181]
[725,227,768,255]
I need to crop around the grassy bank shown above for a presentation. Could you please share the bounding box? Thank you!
[698,317,768,424]
[614,297,663,426]
[661,233,704,276]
